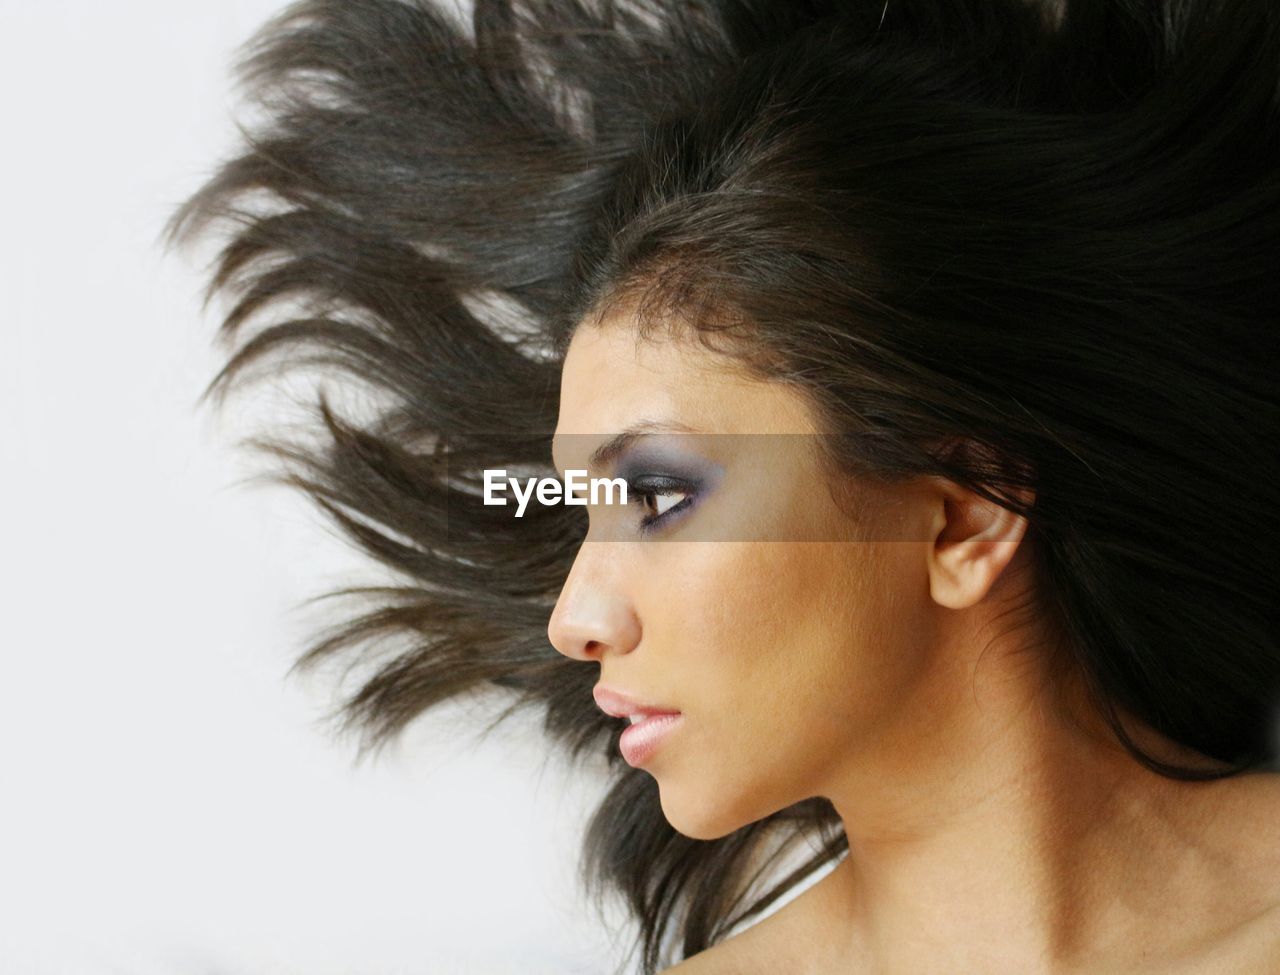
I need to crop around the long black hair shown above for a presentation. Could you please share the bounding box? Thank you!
[165,0,1280,970]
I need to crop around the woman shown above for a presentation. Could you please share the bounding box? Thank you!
[168,0,1280,971]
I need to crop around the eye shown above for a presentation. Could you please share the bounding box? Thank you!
[628,475,696,532]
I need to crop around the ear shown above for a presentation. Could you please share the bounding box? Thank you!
[925,480,1033,610]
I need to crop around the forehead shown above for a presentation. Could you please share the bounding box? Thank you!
[555,317,816,437]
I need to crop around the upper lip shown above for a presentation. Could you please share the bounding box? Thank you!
[592,684,680,719]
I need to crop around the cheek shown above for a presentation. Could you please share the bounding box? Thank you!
[788,541,938,736]
[634,540,934,839]
[658,543,930,764]
[729,544,904,748]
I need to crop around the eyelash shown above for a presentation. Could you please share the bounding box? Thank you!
[628,475,697,534]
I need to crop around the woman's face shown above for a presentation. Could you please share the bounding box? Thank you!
[548,316,947,841]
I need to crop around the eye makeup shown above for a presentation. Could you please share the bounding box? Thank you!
[613,441,725,537]
[627,473,698,533]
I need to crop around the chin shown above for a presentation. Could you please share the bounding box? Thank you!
[657,786,765,841]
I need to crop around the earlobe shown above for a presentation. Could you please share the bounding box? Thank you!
[927,484,1032,610]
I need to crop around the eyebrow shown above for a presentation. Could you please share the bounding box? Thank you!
[552,420,698,476]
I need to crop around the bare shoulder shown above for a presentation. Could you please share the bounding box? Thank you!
[1183,897,1280,975]
[658,909,794,975]
[1219,771,1280,891]
[658,937,748,975]
[1184,773,1280,973]
[660,861,850,974]
[1228,821,1280,974]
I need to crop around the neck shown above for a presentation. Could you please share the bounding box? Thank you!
[816,617,1240,972]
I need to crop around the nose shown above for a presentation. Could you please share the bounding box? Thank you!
[547,542,641,662]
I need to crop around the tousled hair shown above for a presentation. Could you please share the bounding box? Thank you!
[166,0,1280,970]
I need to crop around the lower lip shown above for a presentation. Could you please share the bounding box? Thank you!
[619,713,682,768]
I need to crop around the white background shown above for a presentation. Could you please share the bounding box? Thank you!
[0,2,638,972]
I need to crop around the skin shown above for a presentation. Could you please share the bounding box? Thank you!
[547,311,1280,974]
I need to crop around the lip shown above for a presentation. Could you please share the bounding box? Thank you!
[618,713,682,768]
[593,684,684,768]
[592,683,681,720]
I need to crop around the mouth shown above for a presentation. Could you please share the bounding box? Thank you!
[618,712,683,768]
[593,683,683,767]
[592,683,680,721]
